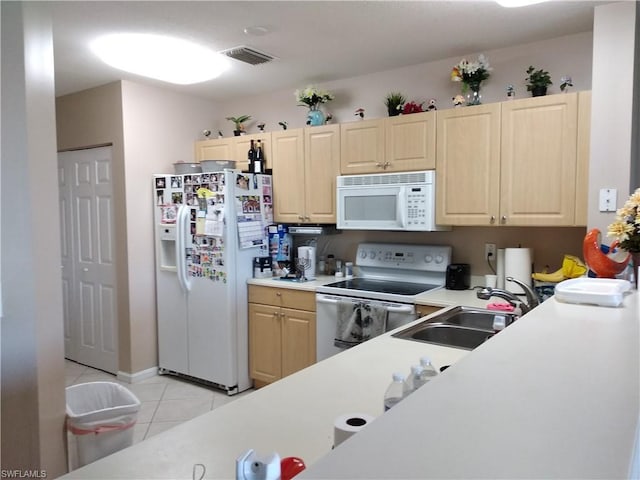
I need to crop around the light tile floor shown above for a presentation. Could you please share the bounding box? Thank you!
[65,359,253,468]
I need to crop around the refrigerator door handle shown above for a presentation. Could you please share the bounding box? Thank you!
[176,205,192,293]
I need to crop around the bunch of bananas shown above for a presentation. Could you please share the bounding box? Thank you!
[532,254,587,283]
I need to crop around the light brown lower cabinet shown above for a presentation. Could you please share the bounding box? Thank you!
[248,285,316,386]
[416,304,443,318]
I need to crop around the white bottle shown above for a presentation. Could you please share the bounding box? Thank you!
[419,356,439,385]
[383,372,406,411]
[403,365,425,396]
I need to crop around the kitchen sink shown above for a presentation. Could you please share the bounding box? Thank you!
[392,306,518,350]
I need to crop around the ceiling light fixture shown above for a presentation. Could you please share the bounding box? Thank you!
[496,0,549,7]
[90,33,230,85]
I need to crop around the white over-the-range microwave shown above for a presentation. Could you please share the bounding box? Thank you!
[336,170,450,231]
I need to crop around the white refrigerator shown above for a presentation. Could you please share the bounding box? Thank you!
[153,170,273,394]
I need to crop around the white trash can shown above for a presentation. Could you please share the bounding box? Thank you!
[66,382,141,467]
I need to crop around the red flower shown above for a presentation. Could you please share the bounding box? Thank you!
[402,101,424,114]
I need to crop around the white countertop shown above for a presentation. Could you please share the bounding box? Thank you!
[303,291,640,480]
[62,282,640,480]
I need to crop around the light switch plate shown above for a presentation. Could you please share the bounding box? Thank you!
[599,188,617,212]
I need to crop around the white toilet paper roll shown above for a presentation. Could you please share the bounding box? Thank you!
[496,248,505,289]
[504,248,533,295]
[333,413,375,447]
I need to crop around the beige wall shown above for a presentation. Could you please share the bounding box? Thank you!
[119,80,218,373]
[1,2,67,476]
[588,2,637,234]
[56,81,219,375]
[215,32,593,134]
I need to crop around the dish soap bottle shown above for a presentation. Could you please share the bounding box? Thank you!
[383,372,406,411]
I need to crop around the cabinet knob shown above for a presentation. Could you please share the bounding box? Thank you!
[375,162,383,168]
[383,161,391,169]
[490,216,496,224]
[298,215,304,220]
[276,292,281,296]
[303,215,310,221]
[501,215,507,224]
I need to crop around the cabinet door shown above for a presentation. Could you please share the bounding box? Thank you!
[385,111,436,171]
[234,133,272,170]
[340,119,385,174]
[305,125,340,223]
[575,91,591,226]
[271,129,305,223]
[500,93,578,226]
[194,138,234,162]
[436,104,501,225]
[281,308,316,378]
[249,303,282,384]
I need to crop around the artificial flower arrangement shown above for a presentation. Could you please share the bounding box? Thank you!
[295,86,335,109]
[401,101,424,114]
[607,187,640,253]
[451,54,492,93]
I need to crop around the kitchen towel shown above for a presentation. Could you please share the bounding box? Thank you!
[333,413,375,448]
[504,248,533,295]
[334,301,387,349]
[297,246,316,280]
[496,248,505,289]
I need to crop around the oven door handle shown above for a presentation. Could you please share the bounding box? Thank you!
[316,296,352,305]
[384,304,415,314]
[316,296,414,314]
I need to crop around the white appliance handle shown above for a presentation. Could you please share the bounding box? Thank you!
[397,187,407,228]
[176,205,192,293]
[316,295,413,313]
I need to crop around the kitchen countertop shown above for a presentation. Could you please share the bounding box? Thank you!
[61,288,639,479]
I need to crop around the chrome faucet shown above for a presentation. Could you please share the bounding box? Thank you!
[476,276,540,315]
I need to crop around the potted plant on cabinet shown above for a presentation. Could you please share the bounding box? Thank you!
[525,66,552,97]
[384,92,406,117]
[226,115,251,136]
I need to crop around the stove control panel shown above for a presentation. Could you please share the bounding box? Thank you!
[355,243,452,272]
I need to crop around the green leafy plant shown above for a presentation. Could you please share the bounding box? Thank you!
[384,92,406,114]
[525,66,552,91]
[226,115,251,132]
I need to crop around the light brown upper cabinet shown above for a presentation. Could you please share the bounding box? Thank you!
[233,133,272,171]
[194,137,235,162]
[500,92,579,226]
[384,111,436,171]
[194,133,272,170]
[271,125,340,224]
[340,113,436,174]
[340,119,385,174]
[436,92,588,227]
[436,103,501,226]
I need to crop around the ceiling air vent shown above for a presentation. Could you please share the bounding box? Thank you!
[220,46,275,66]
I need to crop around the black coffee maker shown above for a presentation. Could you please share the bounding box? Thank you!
[445,263,470,290]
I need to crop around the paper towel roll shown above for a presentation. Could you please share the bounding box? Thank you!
[297,246,316,280]
[333,413,374,447]
[504,248,533,295]
[496,248,505,289]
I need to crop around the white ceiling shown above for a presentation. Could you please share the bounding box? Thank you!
[50,1,608,102]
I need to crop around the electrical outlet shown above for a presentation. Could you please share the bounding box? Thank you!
[485,243,496,259]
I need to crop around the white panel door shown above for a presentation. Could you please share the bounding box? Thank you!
[58,146,117,373]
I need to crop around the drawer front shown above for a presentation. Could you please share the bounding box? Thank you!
[248,285,316,311]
